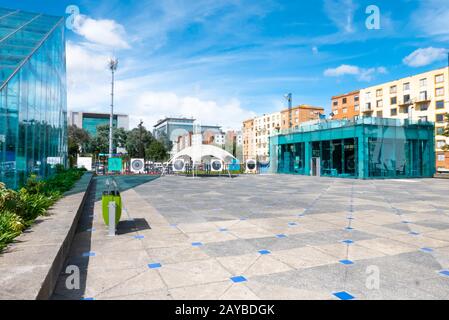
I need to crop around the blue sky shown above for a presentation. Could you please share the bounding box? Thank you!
[1,0,448,129]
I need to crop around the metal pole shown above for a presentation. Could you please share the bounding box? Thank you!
[108,201,116,236]
[108,58,118,159]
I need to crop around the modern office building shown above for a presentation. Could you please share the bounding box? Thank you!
[0,8,67,189]
[68,111,129,137]
[270,117,435,179]
[153,117,221,156]
[355,66,449,170]
[331,91,360,120]
[242,105,324,162]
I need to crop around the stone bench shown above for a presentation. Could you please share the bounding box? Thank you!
[0,173,94,300]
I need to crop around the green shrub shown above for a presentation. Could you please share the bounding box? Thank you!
[0,211,25,251]
[0,168,85,251]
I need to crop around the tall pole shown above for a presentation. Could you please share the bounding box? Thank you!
[108,58,118,159]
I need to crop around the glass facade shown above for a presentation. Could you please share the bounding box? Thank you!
[82,114,118,137]
[0,8,67,189]
[270,117,435,179]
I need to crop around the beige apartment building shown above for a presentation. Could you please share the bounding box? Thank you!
[359,66,449,170]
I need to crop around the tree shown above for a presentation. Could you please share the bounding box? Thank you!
[146,140,168,162]
[158,131,173,152]
[68,125,91,167]
[125,121,153,158]
[91,124,127,155]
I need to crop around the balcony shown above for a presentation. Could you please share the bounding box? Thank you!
[415,93,432,104]
[398,98,413,107]
[361,103,373,113]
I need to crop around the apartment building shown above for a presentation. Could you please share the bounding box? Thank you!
[331,91,360,120]
[243,119,255,161]
[359,66,449,170]
[242,105,324,162]
[280,105,325,129]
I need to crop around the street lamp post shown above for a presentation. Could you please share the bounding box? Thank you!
[108,58,118,159]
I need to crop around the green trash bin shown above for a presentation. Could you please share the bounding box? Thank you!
[102,190,122,226]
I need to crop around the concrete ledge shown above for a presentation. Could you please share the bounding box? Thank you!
[0,173,94,300]
[434,173,449,179]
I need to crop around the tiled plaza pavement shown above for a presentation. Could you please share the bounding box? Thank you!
[52,175,449,300]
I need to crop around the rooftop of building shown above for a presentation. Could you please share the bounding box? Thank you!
[70,111,129,118]
[283,104,325,111]
[275,116,434,137]
[154,117,196,127]
[0,7,63,90]
[331,90,360,100]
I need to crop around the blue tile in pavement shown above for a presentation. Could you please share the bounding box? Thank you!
[230,276,247,283]
[288,222,298,226]
[82,252,95,257]
[276,234,287,238]
[259,250,271,255]
[192,242,203,247]
[333,291,355,300]
[134,235,145,239]
[148,263,162,269]
[339,259,354,265]
[81,297,94,300]
[420,247,433,253]
[219,228,228,232]
[409,231,420,236]
[341,240,354,245]
[439,270,449,277]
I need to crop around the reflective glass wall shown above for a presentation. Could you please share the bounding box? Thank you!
[270,118,435,179]
[0,9,67,189]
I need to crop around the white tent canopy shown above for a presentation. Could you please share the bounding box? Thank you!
[168,144,237,164]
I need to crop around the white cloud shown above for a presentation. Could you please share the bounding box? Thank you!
[324,64,387,82]
[323,0,357,33]
[412,0,449,40]
[130,92,256,131]
[403,47,448,67]
[73,14,130,49]
[66,42,255,130]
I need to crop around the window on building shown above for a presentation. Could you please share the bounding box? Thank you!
[420,78,427,87]
[419,103,429,111]
[343,108,348,113]
[354,105,360,111]
[333,100,338,106]
[419,91,428,101]
[391,108,397,116]
[403,82,410,91]
[436,74,444,83]
[377,100,383,108]
[436,114,445,122]
[376,89,383,97]
[436,127,444,135]
[390,97,397,105]
[437,140,446,149]
[404,94,411,103]
[342,98,347,104]
[436,100,445,109]
[377,111,383,117]
[354,96,359,102]
[365,92,371,99]
[390,85,397,94]
[436,87,445,97]
[438,154,445,162]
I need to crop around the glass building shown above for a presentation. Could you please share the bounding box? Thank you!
[0,8,67,189]
[269,117,435,179]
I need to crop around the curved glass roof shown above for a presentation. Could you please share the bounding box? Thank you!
[0,7,62,89]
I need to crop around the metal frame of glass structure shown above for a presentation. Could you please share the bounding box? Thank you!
[0,8,67,188]
[269,117,435,179]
